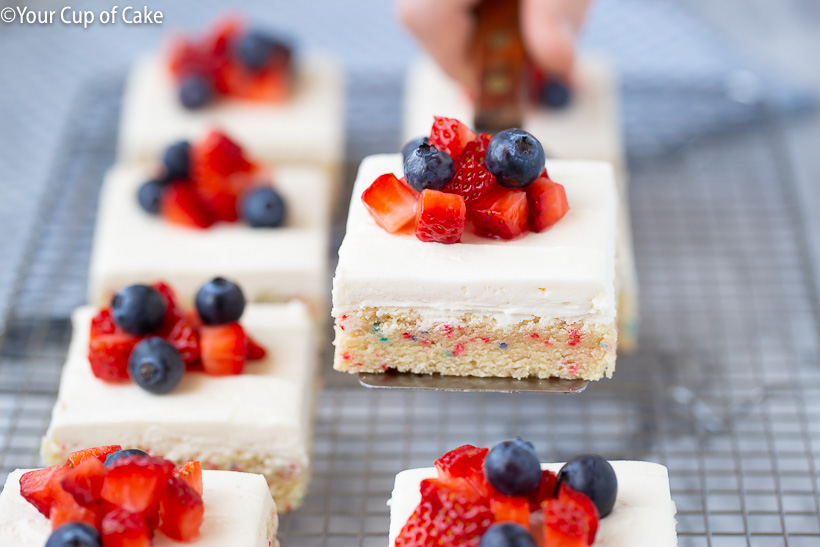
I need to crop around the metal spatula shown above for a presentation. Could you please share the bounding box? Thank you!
[358,372,589,394]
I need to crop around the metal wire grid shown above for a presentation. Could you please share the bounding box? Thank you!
[0,75,819,547]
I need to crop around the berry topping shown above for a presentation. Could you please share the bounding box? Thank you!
[526,176,570,232]
[67,445,122,467]
[480,522,536,547]
[444,158,497,206]
[235,30,291,72]
[101,455,175,513]
[429,116,477,159]
[488,495,531,527]
[542,489,598,547]
[200,322,247,375]
[485,129,545,189]
[401,136,429,164]
[105,449,149,468]
[160,182,217,229]
[241,187,287,227]
[414,189,466,244]
[158,476,205,541]
[20,465,64,517]
[246,334,268,360]
[483,439,542,497]
[100,508,151,547]
[362,173,419,233]
[556,454,618,518]
[435,445,489,482]
[527,469,558,511]
[156,311,201,369]
[196,277,246,325]
[173,461,203,496]
[88,309,140,382]
[110,284,167,336]
[471,186,529,240]
[60,457,107,506]
[193,129,254,179]
[540,80,571,108]
[128,337,186,394]
[455,132,492,170]
[179,74,214,110]
[46,522,101,547]
[557,483,600,543]
[404,143,456,192]
[162,141,192,180]
[137,180,164,215]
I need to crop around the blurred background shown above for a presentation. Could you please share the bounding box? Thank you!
[0,0,819,545]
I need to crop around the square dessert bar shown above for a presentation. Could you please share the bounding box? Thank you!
[87,163,331,315]
[332,154,618,381]
[0,469,279,546]
[118,55,344,181]
[388,461,678,546]
[41,301,316,511]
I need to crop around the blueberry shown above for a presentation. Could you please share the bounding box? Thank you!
[128,337,185,394]
[556,454,618,517]
[241,187,287,228]
[540,80,571,108]
[196,277,245,325]
[480,522,536,547]
[104,448,149,467]
[401,136,428,164]
[46,522,101,547]
[484,438,542,496]
[137,180,164,214]
[485,129,545,189]
[163,140,191,180]
[404,143,455,192]
[179,74,213,109]
[236,30,291,71]
[111,284,167,336]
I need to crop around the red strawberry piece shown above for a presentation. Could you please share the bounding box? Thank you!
[191,131,258,222]
[60,458,108,506]
[101,508,151,547]
[455,133,492,170]
[223,62,291,102]
[471,186,529,240]
[159,476,205,541]
[489,495,530,527]
[200,322,247,375]
[361,173,419,234]
[49,466,99,530]
[415,189,466,244]
[173,461,203,497]
[67,445,122,468]
[557,483,600,544]
[101,456,175,513]
[19,465,64,517]
[526,176,569,232]
[88,309,140,382]
[152,281,180,317]
[528,469,558,512]
[160,182,216,229]
[443,159,497,205]
[541,488,598,547]
[429,116,476,159]
[246,334,267,361]
[434,445,489,483]
[192,130,254,179]
[157,312,201,368]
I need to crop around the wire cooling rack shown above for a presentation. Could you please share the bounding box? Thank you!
[1,73,820,547]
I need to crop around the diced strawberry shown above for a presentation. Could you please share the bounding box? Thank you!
[192,130,254,180]
[67,445,122,468]
[200,322,246,375]
[190,131,258,222]
[542,489,598,547]
[159,476,204,541]
[557,483,600,544]
[49,466,99,530]
[152,281,179,317]
[429,117,476,159]
[435,445,489,482]
[455,133,492,170]
[222,62,291,102]
[167,18,240,94]
[88,309,140,382]
[173,461,203,496]
[443,159,497,205]
[19,465,64,517]
[246,334,267,361]
[415,190,466,244]
[527,176,569,232]
[528,469,558,512]
[101,508,151,547]
[489,495,530,527]
[60,458,108,506]
[471,186,529,240]
[361,173,419,234]
[101,456,175,513]
[156,312,201,367]
[160,183,216,229]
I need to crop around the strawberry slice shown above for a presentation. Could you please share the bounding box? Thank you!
[361,173,419,233]
[159,476,205,541]
[88,309,140,382]
[435,445,489,483]
[527,176,570,232]
[246,334,267,361]
[223,62,291,102]
[192,130,254,180]
[429,117,476,159]
[415,189,466,244]
[60,458,107,506]
[489,495,530,527]
[19,465,64,517]
[557,483,600,544]
[152,281,180,317]
[67,445,122,468]
[49,466,98,530]
[173,461,203,496]
[443,159,497,206]
[160,182,216,229]
[101,508,151,547]
[101,456,175,513]
[455,133,492,170]
[200,322,246,375]
[528,469,558,511]
[157,312,201,368]
[471,186,529,240]
[542,488,598,547]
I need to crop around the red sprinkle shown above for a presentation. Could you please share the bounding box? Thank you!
[420,339,431,346]
[530,333,540,339]
[568,363,579,375]
[567,329,581,346]
[341,352,350,361]
[402,332,413,339]
[453,344,465,356]
[481,337,490,344]
[544,339,554,347]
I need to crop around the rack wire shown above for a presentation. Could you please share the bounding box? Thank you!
[1,71,819,547]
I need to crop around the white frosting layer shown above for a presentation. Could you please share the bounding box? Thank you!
[332,154,617,324]
[118,54,344,170]
[87,162,331,313]
[388,461,677,547]
[42,302,315,472]
[0,469,278,547]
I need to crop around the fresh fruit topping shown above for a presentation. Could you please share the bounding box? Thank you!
[526,177,570,232]
[485,129,545,189]
[162,141,192,180]
[558,483,600,543]
[46,522,101,547]
[235,30,291,72]
[471,186,529,240]
[104,449,150,468]
[137,180,165,215]
[556,454,618,518]
[435,445,489,482]
[60,457,107,506]
[160,182,217,229]
[156,312,201,368]
[101,456,175,513]
[527,469,558,511]
[414,189,466,244]
[444,158,497,206]
[542,492,597,547]
[179,74,214,109]
[67,445,122,467]
[484,439,542,497]
[480,522,536,547]
[20,465,64,517]
[429,116,477,159]
[158,476,205,541]
[489,495,531,527]
[88,308,140,382]
[100,508,151,547]
[246,334,268,360]
[49,470,99,530]
[540,80,571,108]
[362,173,419,233]
[200,322,247,375]
[196,277,246,325]
[193,130,254,179]
[174,461,203,496]
[455,132,492,169]
[241,187,287,227]
[128,337,186,394]
[404,143,456,192]
[111,285,167,336]
[401,136,429,164]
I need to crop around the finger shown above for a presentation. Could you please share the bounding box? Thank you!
[520,0,590,77]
